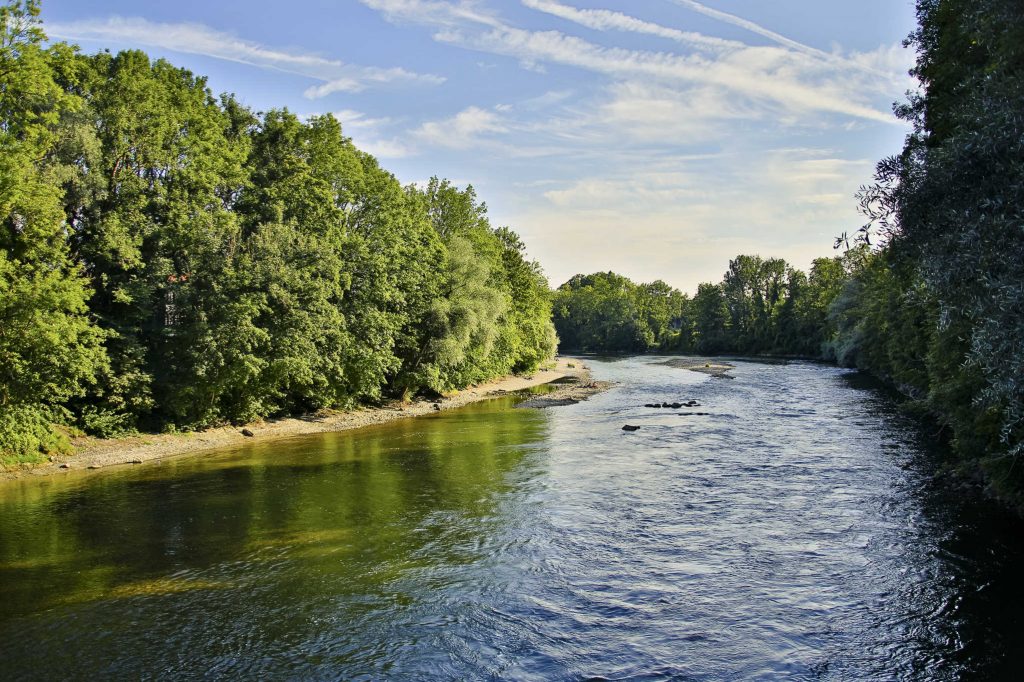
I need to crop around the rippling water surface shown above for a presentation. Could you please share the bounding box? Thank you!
[1,357,1023,680]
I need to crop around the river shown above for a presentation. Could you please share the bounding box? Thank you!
[1,357,1022,680]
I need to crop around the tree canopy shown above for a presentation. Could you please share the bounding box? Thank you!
[0,1,555,461]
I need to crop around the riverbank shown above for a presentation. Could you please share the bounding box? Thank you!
[1,357,609,481]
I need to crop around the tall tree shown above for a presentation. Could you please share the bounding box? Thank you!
[858,0,1024,461]
[0,1,105,458]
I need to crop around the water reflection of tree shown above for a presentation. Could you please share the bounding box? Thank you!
[0,401,548,625]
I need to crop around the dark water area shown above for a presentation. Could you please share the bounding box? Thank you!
[1,357,1022,680]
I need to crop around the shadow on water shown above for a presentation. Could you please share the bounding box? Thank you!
[837,367,1024,680]
[0,358,1022,680]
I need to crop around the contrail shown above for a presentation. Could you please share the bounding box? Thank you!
[668,0,828,57]
[666,0,892,77]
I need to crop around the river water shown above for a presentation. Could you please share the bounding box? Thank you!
[1,357,1022,680]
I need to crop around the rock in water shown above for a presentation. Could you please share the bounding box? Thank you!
[622,425,641,432]
[241,428,255,437]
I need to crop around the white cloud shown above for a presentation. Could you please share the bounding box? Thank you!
[667,0,853,68]
[413,106,509,148]
[499,147,879,291]
[48,16,445,98]
[464,27,894,121]
[594,81,756,141]
[519,89,575,109]
[357,138,415,158]
[333,109,392,130]
[542,172,703,208]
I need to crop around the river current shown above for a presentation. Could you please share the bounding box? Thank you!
[1,357,1022,680]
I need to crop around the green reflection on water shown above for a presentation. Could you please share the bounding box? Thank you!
[0,396,551,622]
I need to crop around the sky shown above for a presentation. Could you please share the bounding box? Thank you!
[41,0,919,292]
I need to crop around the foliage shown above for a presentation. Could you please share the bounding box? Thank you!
[552,272,688,353]
[853,0,1024,473]
[0,1,105,461]
[0,2,555,463]
[395,178,554,396]
[553,257,845,357]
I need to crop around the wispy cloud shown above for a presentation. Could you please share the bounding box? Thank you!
[518,89,575,110]
[594,81,756,141]
[360,0,901,123]
[528,0,906,85]
[359,0,503,28]
[333,109,393,131]
[665,0,904,81]
[448,26,894,122]
[514,148,880,287]
[48,16,445,97]
[542,171,704,209]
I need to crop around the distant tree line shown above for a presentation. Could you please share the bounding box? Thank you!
[556,0,1024,499]
[552,251,851,357]
[0,1,555,462]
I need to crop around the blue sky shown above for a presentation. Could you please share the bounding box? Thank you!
[42,0,919,291]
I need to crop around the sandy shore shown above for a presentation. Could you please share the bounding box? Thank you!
[1,357,610,481]
[658,357,736,378]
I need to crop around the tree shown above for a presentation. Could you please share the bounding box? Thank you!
[855,0,1024,470]
[552,272,685,353]
[691,283,730,354]
[0,1,105,459]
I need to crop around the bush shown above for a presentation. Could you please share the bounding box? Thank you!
[0,405,72,466]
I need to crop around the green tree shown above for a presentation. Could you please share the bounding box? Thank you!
[691,283,730,354]
[64,50,250,430]
[552,272,685,353]
[855,0,1024,479]
[0,1,105,460]
[0,1,557,451]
